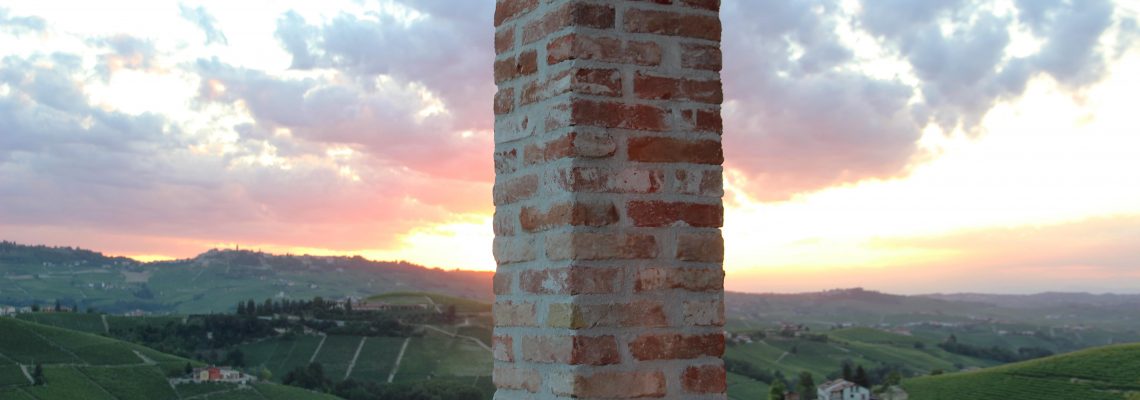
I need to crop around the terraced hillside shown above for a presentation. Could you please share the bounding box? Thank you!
[903,343,1140,399]
[0,318,339,400]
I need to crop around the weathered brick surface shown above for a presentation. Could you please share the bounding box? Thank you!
[493,0,725,397]
[629,332,725,360]
[683,364,728,394]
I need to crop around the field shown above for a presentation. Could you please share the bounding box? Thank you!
[903,343,1140,399]
[0,317,349,400]
[345,337,405,383]
[727,372,771,400]
[368,292,492,314]
[311,335,366,380]
[242,335,325,381]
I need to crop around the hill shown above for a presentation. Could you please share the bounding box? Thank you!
[902,343,1140,399]
[0,317,339,400]
[0,241,492,314]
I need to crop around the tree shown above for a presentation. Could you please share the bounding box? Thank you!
[769,380,786,400]
[31,304,40,312]
[885,371,902,386]
[33,363,44,386]
[930,369,944,376]
[853,365,870,388]
[796,372,816,400]
[790,345,798,355]
[344,298,353,314]
[246,300,257,316]
[224,348,245,367]
[184,362,193,376]
[842,362,853,381]
[237,301,247,316]
[54,299,61,312]
[946,334,958,344]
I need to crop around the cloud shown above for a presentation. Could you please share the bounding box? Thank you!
[0,7,45,35]
[719,0,1135,200]
[0,51,480,254]
[271,1,495,131]
[90,35,161,79]
[179,4,228,45]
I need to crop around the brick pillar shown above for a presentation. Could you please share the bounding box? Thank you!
[492,0,725,398]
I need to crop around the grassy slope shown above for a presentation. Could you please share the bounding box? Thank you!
[367,292,492,313]
[903,343,1140,400]
[0,317,340,400]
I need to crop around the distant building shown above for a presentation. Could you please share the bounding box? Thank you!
[192,366,253,384]
[818,379,871,400]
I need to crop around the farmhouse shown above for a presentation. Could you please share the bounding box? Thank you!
[193,366,253,384]
[818,379,871,400]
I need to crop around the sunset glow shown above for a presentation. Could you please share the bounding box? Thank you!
[2,0,1139,294]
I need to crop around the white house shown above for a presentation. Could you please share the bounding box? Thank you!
[818,379,871,400]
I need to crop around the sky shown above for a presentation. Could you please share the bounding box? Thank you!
[1,0,1139,295]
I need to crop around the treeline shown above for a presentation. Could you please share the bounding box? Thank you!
[282,362,484,400]
[938,335,1054,362]
[110,315,277,358]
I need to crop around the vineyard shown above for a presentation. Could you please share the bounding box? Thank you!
[903,343,1140,399]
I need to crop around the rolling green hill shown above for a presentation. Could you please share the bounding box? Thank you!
[0,317,339,400]
[0,242,492,315]
[902,343,1140,399]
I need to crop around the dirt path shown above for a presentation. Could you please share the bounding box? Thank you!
[133,350,156,365]
[387,338,411,383]
[343,337,367,380]
[420,324,491,352]
[18,364,34,385]
[101,314,110,334]
[775,351,790,364]
[309,334,328,363]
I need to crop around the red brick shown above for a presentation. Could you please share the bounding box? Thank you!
[547,33,662,66]
[522,335,620,365]
[494,148,517,175]
[493,208,517,236]
[546,232,658,261]
[682,42,722,71]
[492,335,514,362]
[635,267,724,292]
[493,236,536,265]
[672,168,722,196]
[633,73,722,103]
[494,0,538,27]
[628,137,723,164]
[493,50,538,83]
[676,232,724,262]
[623,8,721,41]
[495,26,514,55]
[493,301,538,327]
[570,301,669,329]
[627,200,723,228]
[493,270,513,295]
[493,366,541,393]
[522,68,621,105]
[523,131,616,165]
[683,364,727,394]
[681,0,720,11]
[684,299,725,326]
[520,200,618,232]
[568,99,667,131]
[567,371,666,398]
[492,174,539,205]
[522,2,615,44]
[628,333,724,360]
[494,87,514,115]
[519,266,619,295]
[682,108,723,133]
[556,166,664,194]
